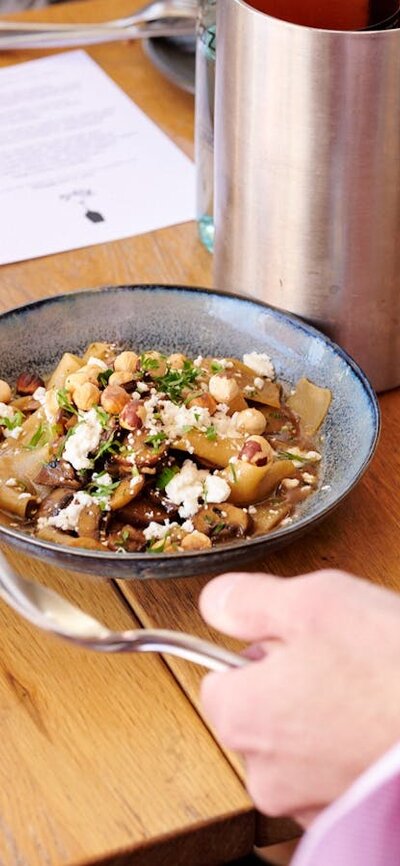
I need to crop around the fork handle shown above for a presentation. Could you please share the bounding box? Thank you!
[79,629,249,672]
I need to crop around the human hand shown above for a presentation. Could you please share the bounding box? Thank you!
[200,570,400,826]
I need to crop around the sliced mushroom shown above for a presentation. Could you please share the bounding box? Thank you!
[128,430,169,469]
[108,474,145,511]
[193,503,250,539]
[35,459,80,489]
[11,395,41,414]
[107,524,146,552]
[36,488,74,520]
[77,502,101,539]
[37,525,104,550]
[120,496,171,527]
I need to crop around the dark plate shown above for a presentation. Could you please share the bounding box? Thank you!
[0,285,380,579]
[143,36,195,94]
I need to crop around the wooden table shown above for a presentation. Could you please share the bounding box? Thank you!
[0,2,399,864]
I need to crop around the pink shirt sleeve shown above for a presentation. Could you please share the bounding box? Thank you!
[292,743,400,866]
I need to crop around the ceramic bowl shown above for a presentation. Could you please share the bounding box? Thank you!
[0,285,380,579]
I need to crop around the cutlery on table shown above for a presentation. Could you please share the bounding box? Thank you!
[0,21,196,50]
[0,0,197,49]
[0,552,246,672]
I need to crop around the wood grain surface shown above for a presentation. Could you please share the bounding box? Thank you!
[0,1,399,863]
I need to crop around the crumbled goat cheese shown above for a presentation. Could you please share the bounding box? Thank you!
[302,472,316,485]
[33,387,46,405]
[281,477,300,489]
[181,519,194,533]
[33,386,59,424]
[63,409,102,471]
[243,352,275,378]
[87,356,107,369]
[160,402,210,438]
[45,491,95,532]
[143,520,179,541]
[5,426,23,440]
[203,474,231,503]
[136,381,149,393]
[253,377,264,390]
[92,471,113,486]
[193,356,203,367]
[284,447,321,468]
[0,402,22,438]
[0,402,15,421]
[165,459,230,519]
[5,478,17,487]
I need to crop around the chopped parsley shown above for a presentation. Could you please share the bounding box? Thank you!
[156,465,179,490]
[93,432,120,462]
[154,359,200,404]
[55,425,76,459]
[97,368,113,388]
[145,431,167,452]
[88,472,120,507]
[94,406,110,428]
[56,388,78,415]
[211,361,224,373]
[148,533,169,553]
[0,409,25,431]
[205,425,217,441]
[211,522,226,536]
[229,463,238,483]
[140,353,162,372]
[26,423,48,450]
[277,450,310,463]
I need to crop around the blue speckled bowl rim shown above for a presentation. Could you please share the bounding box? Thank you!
[0,284,380,564]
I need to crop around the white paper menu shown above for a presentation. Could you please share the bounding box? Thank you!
[0,50,195,264]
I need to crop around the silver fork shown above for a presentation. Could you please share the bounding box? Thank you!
[0,0,198,31]
[0,552,246,672]
[0,19,196,50]
[0,0,197,48]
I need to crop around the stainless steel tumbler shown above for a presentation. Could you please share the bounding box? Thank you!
[213,3,400,391]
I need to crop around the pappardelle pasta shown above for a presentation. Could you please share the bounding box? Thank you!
[0,344,331,554]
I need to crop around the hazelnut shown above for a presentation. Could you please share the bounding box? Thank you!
[167,353,187,370]
[209,374,240,403]
[140,351,167,379]
[239,435,274,466]
[235,408,267,435]
[65,367,98,392]
[187,392,217,415]
[0,379,12,404]
[119,400,146,430]
[100,385,130,415]
[113,351,139,374]
[73,382,100,411]
[16,371,45,396]
[181,531,212,551]
[108,370,135,389]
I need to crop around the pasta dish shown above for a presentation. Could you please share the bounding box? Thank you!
[0,343,331,554]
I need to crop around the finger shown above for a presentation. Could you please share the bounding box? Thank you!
[199,571,290,641]
[245,754,325,820]
[201,657,276,753]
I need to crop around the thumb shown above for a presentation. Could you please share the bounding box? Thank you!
[199,571,289,641]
